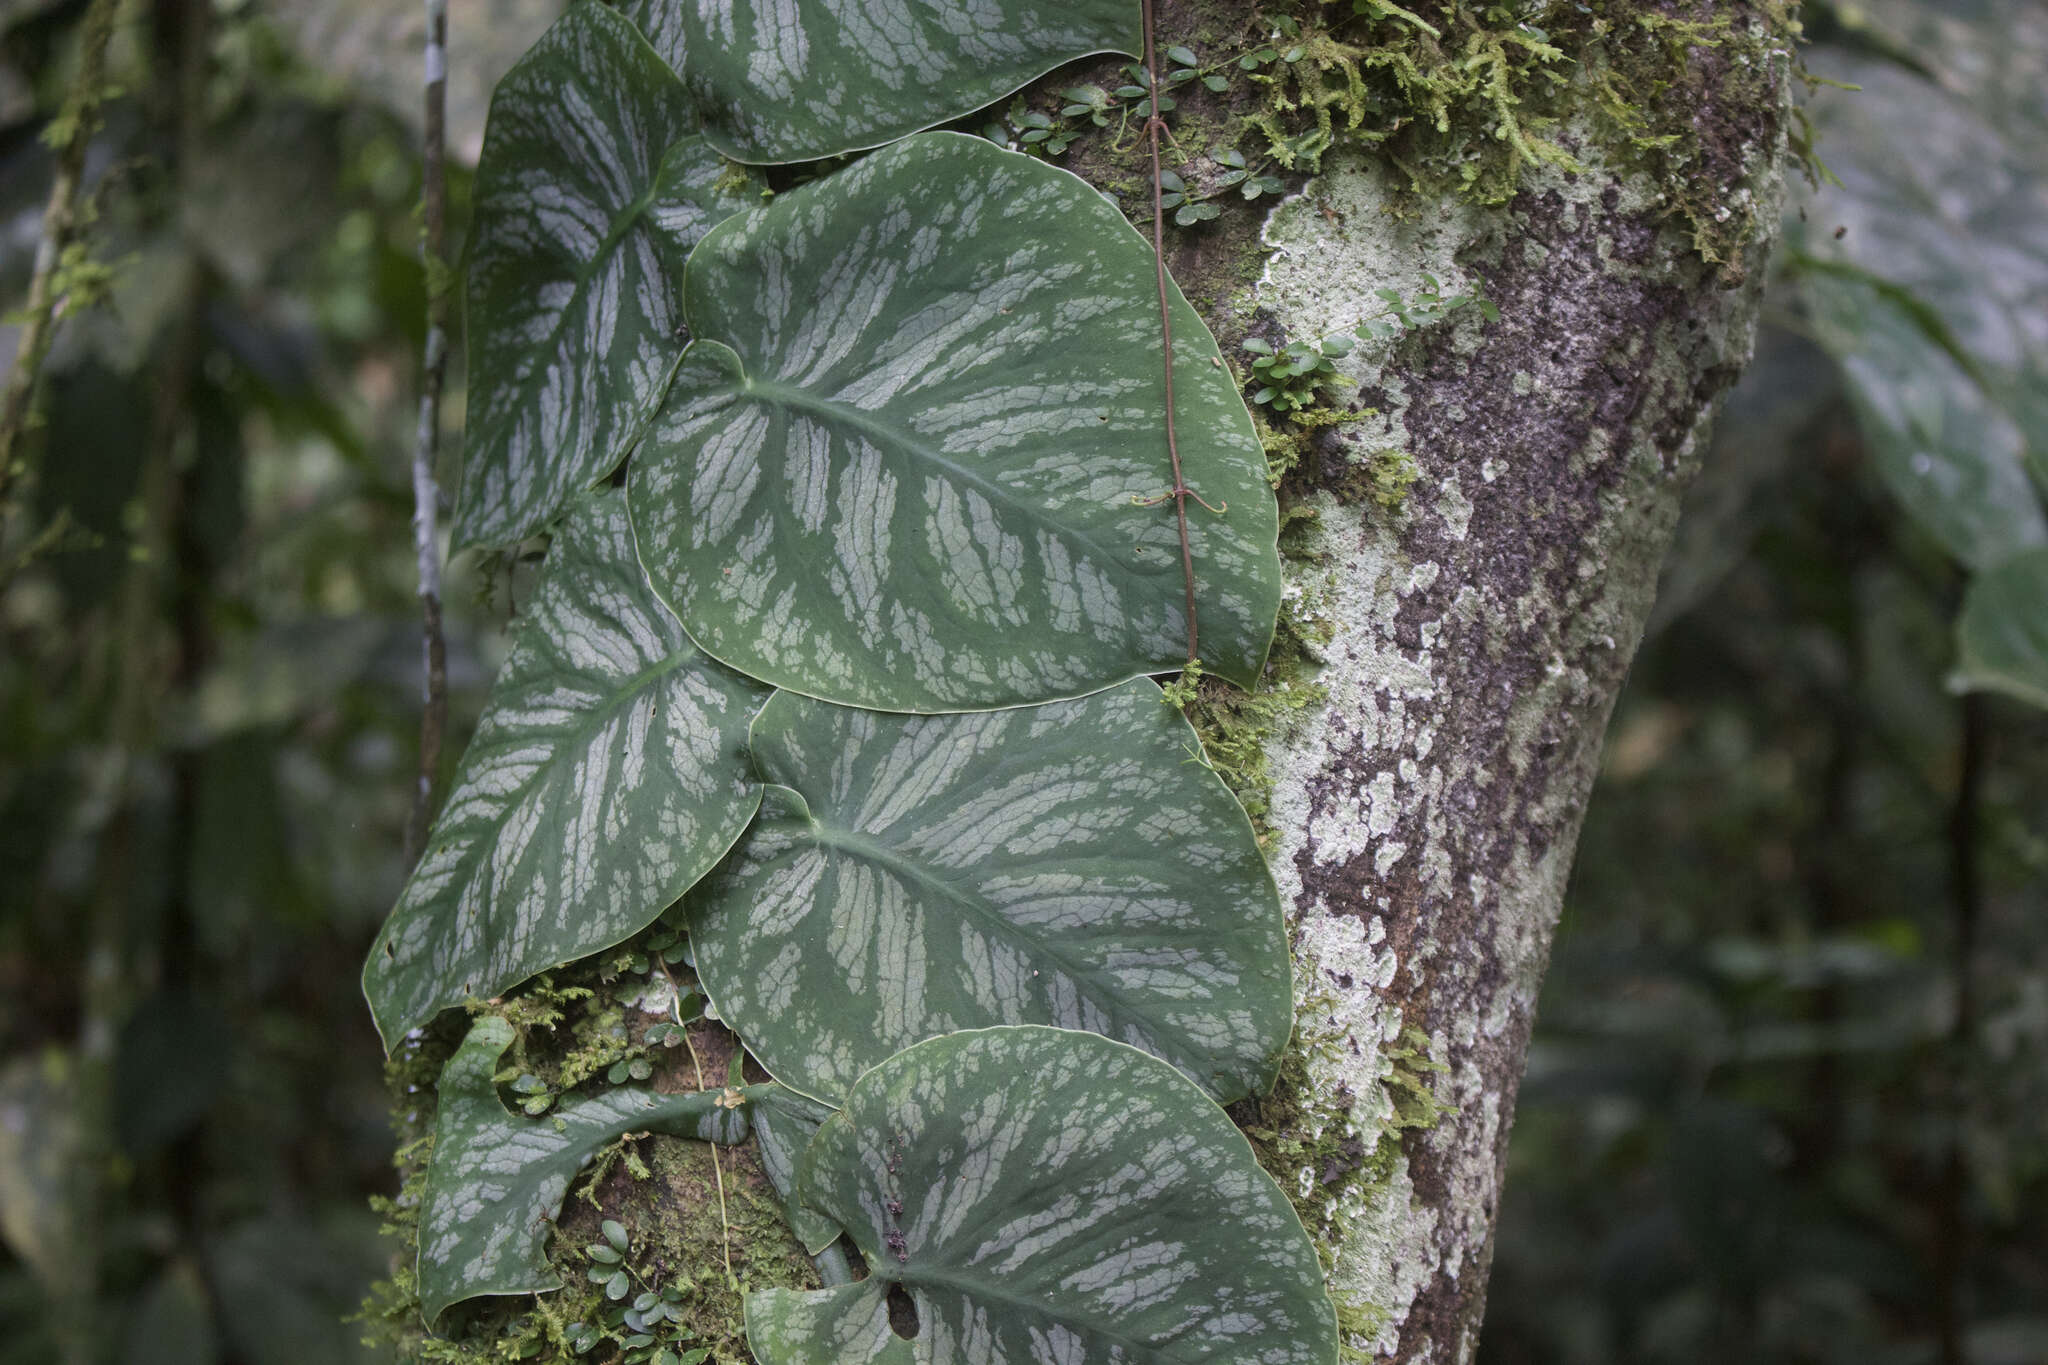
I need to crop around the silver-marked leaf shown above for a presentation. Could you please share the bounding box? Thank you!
[630,133,1280,711]
[417,1016,753,1325]
[1955,547,2048,711]
[744,1027,1338,1365]
[615,0,1139,165]
[750,1085,844,1254]
[453,2,763,551]
[689,679,1291,1105]
[364,490,768,1047]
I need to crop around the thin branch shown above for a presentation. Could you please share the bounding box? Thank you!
[0,0,121,537]
[1140,0,1199,664]
[405,0,452,867]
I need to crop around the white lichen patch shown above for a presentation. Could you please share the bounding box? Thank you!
[1261,492,1462,1354]
[1257,150,1491,393]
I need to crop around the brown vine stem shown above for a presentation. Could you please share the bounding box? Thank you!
[0,0,120,560]
[405,0,452,869]
[1140,0,1199,664]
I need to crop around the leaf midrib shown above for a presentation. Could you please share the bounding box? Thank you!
[804,821,1173,1053]
[741,377,1162,583]
[425,643,716,990]
[470,140,685,460]
[887,1264,1209,1365]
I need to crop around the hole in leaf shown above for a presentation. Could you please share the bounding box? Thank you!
[886,1283,919,1340]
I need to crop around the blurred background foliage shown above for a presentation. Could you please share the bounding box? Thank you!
[0,1,2040,1363]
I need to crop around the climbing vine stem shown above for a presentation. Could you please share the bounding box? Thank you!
[1141,0,1199,664]
[405,0,452,867]
[0,0,120,577]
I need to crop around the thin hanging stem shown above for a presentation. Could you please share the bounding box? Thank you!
[1140,0,1198,664]
[405,0,452,867]
[0,0,120,562]
[684,1029,739,1288]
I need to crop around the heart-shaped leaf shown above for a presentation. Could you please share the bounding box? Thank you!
[453,2,762,551]
[1955,547,2048,710]
[750,1085,845,1255]
[744,1027,1338,1365]
[417,1015,753,1325]
[364,490,768,1047]
[688,679,1291,1106]
[630,132,1281,712]
[615,0,1140,165]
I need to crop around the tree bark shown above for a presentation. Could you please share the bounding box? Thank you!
[1214,13,1797,1362]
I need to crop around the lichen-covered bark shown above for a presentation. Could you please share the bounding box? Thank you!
[1213,25,1795,1365]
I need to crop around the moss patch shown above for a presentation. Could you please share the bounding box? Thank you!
[356,928,816,1363]
[1234,0,1803,276]
[1229,995,1452,1361]
[1030,0,1801,289]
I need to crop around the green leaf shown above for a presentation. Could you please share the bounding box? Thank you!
[1955,547,2048,710]
[743,1027,1337,1365]
[453,3,762,551]
[617,0,1140,164]
[689,679,1291,1106]
[1802,267,2046,570]
[416,1016,753,1325]
[748,1086,844,1255]
[631,133,1280,711]
[363,490,769,1047]
[602,1219,631,1253]
[1794,46,2048,554]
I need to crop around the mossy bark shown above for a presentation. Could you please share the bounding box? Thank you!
[1144,3,1796,1360]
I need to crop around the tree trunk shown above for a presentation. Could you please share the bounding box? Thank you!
[1193,9,1797,1361]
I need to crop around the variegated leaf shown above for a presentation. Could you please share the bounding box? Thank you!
[751,1084,845,1254]
[364,490,768,1047]
[744,1027,1338,1365]
[417,1015,753,1325]
[1956,547,2048,710]
[614,0,1139,165]
[688,679,1292,1105]
[630,133,1281,711]
[453,1,762,551]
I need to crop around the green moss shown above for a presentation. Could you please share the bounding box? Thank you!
[1229,0,1802,276]
[1230,995,1453,1361]
[545,1129,819,1362]
[1346,447,1421,512]
[356,934,814,1363]
[1164,517,1333,837]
